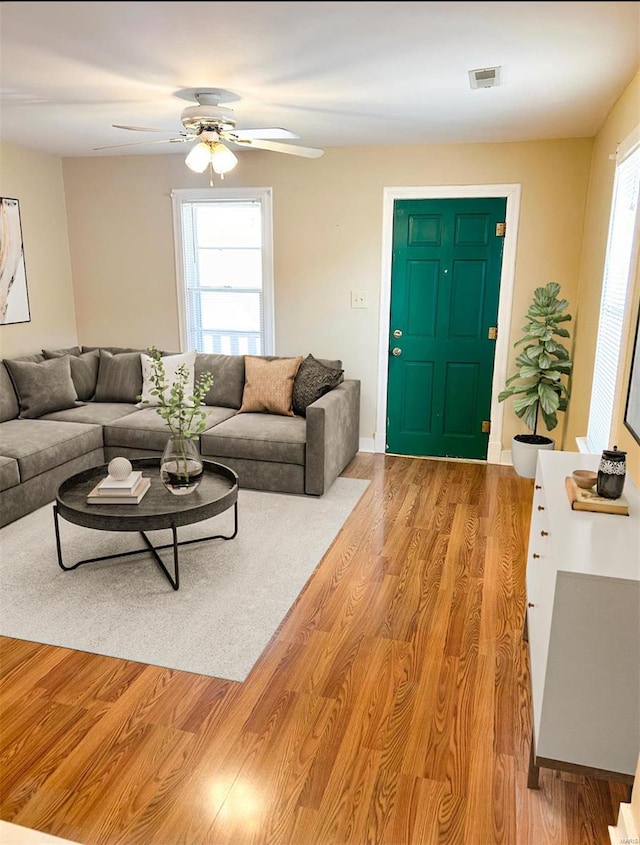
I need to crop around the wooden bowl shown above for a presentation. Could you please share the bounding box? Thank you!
[572,469,597,490]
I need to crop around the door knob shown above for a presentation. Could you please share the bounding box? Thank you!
[391,347,402,357]
[393,329,403,338]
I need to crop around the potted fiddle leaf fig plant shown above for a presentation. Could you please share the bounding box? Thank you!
[498,282,573,478]
[139,347,214,495]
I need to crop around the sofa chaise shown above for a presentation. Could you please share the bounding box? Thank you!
[0,346,361,527]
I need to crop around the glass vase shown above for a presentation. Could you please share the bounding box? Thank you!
[160,435,204,496]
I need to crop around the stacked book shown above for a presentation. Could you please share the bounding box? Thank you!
[564,476,629,516]
[87,470,151,505]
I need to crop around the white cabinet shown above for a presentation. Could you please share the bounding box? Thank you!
[525,450,640,788]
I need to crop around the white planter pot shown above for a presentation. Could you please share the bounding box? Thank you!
[511,435,555,478]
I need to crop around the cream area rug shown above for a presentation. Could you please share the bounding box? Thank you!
[0,478,369,682]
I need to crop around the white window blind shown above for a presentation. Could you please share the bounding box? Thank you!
[172,188,274,355]
[586,140,640,454]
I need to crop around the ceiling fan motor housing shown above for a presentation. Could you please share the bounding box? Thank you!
[180,103,237,133]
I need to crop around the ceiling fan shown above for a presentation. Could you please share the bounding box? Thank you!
[95,89,324,183]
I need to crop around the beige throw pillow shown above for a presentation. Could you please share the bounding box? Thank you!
[239,356,303,416]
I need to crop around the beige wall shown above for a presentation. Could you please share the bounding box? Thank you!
[0,142,77,358]
[62,138,592,449]
[565,70,640,486]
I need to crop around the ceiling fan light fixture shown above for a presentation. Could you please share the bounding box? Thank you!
[210,142,238,175]
[185,141,211,173]
[185,140,238,181]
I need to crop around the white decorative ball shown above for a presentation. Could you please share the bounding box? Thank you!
[108,457,133,480]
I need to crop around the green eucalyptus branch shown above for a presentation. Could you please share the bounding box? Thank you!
[138,346,213,436]
[136,347,214,483]
[498,282,573,435]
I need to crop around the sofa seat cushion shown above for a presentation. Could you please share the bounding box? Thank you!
[40,402,140,425]
[104,406,236,451]
[0,456,20,492]
[201,413,306,465]
[0,419,103,482]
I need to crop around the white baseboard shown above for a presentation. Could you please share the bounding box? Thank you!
[501,450,513,465]
[373,432,386,452]
[487,439,503,464]
[359,437,376,453]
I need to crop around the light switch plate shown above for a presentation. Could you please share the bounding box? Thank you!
[351,290,368,309]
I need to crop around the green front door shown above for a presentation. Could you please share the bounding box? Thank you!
[386,197,506,460]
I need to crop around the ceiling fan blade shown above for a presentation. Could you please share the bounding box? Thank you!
[230,138,324,158]
[93,137,192,150]
[113,124,180,133]
[230,128,299,141]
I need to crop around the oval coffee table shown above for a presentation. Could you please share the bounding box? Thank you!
[54,457,239,590]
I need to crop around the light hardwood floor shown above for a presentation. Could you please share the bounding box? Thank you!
[0,454,627,844]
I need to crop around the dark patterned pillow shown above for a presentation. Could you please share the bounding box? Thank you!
[292,354,344,416]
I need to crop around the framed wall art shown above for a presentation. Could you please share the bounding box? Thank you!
[624,304,640,445]
[0,196,31,325]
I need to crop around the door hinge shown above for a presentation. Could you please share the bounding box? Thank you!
[488,326,498,340]
[482,420,491,433]
[496,222,506,237]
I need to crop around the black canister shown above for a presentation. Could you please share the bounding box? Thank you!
[596,446,627,499]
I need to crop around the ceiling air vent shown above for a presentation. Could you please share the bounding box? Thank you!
[469,66,501,89]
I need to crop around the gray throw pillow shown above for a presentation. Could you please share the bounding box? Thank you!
[43,348,100,400]
[196,353,245,409]
[4,355,79,419]
[94,349,143,403]
[292,354,344,416]
[0,362,19,422]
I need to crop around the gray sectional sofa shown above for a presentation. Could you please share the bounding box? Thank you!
[0,346,361,527]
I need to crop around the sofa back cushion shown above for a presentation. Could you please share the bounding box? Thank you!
[42,346,81,357]
[82,345,146,355]
[43,348,100,400]
[196,353,246,409]
[7,352,45,363]
[4,355,79,419]
[94,350,142,403]
[0,363,19,422]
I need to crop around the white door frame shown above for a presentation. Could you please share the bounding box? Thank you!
[375,184,521,464]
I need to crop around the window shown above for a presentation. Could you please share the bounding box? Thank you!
[585,131,640,454]
[171,188,274,355]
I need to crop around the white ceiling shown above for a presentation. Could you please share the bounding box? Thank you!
[1,1,639,158]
